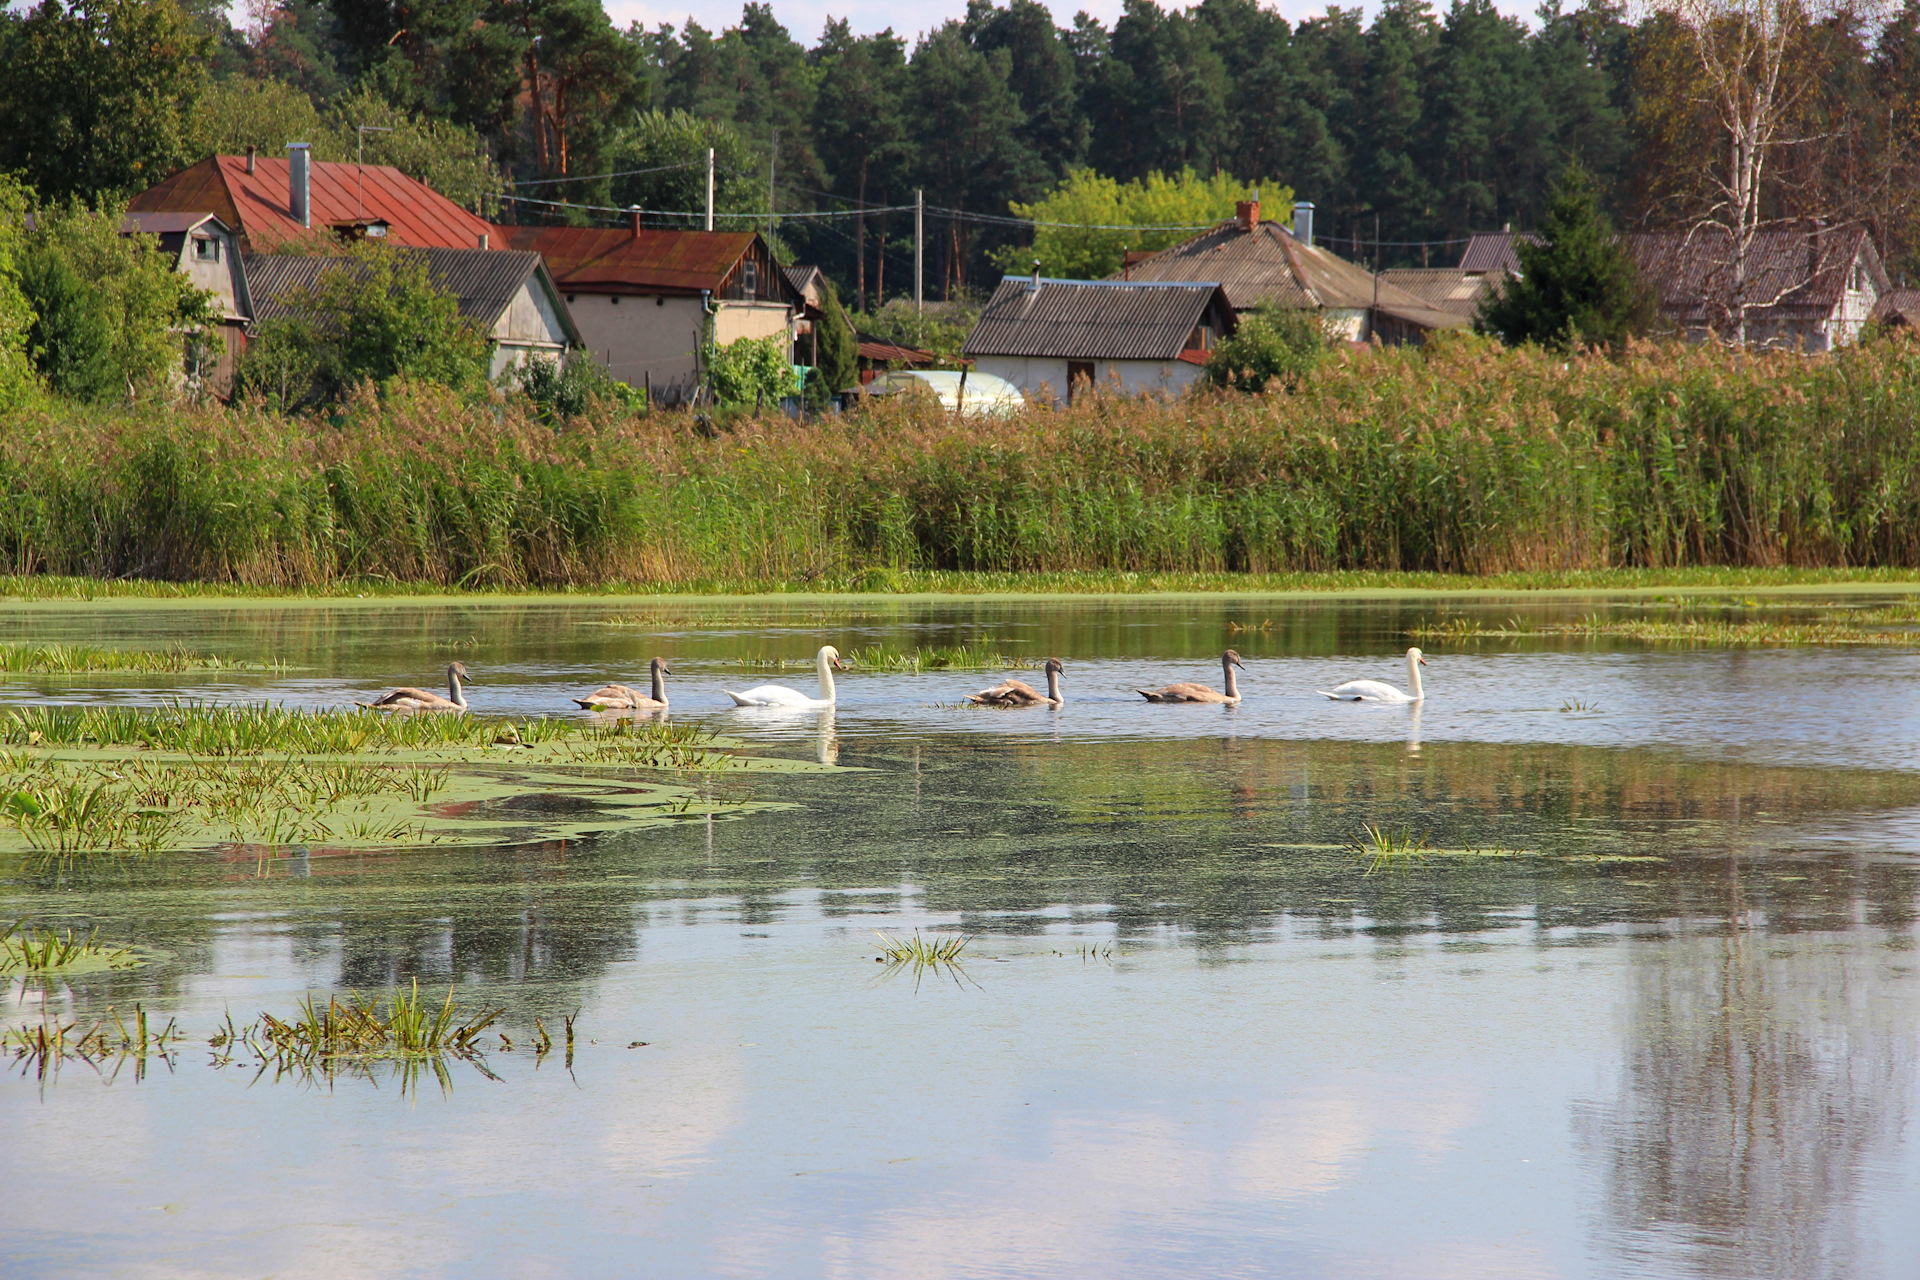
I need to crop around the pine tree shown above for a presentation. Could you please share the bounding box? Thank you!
[1476,162,1653,350]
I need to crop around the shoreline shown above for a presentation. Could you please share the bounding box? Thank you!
[6,566,1920,607]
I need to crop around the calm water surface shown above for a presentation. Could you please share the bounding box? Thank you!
[3,594,1919,1279]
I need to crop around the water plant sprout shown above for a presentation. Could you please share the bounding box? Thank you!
[1353,824,1431,876]
[872,929,978,989]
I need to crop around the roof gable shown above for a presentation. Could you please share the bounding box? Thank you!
[502,226,798,303]
[964,278,1232,360]
[131,156,496,252]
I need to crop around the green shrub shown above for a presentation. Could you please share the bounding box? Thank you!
[17,196,214,401]
[707,332,799,407]
[1204,305,1329,393]
[512,353,646,421]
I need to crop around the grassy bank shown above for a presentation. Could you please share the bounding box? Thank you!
[6,336,1920,588]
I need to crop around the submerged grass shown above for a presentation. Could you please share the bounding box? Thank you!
[0,703,734,855]
[0,642,286,675]
[0,917,139,973]
[1413,601,1920,646]
[14,339,1920,589]
[843,644,1033,672]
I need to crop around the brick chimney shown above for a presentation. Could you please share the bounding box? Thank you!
[1235,198,1260,232]
[628,205,643,238]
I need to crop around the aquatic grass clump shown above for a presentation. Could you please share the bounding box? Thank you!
[873,929,978,989]
[5,1005,180,1080]
[1353,824,1431,876]
[210,982,507,1091]
[0,642,285,676]
[562,718,729,768]
[2,780,179,854]
[0,917,139,973]
[843,644,1033,672]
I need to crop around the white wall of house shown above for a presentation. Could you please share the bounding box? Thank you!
[975,354,1207,407]
[565,293,707,402]
[714,301,794,346]
[974,355,1071,406]
[487,280,573,379]
[1323,307,1369,341]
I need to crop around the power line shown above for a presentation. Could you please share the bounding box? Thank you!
[512,161,701,188]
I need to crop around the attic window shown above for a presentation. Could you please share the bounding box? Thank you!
[193,237,220,263]
[743,261,758,300]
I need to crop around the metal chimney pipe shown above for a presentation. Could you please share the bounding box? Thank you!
[1029,259,1041,292]
[287,143,311,228]
[245,145,257,174]
[1291,201,1314,248]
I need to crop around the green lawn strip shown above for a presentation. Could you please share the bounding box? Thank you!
[7,566,1920,605]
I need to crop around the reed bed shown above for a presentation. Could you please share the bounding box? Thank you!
[5,337,1920,586]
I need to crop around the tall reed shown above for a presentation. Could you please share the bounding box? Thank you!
[4,336,1920,585]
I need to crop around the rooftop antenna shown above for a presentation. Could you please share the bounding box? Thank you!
[356,124,393,219]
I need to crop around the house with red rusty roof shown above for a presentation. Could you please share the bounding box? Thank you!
[129,146,498,254]
[504,215,800,404]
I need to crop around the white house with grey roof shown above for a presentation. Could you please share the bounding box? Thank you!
[963,273,1237,407]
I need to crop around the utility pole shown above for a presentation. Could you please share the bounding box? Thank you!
[914,188,924,314]
[705,147,715,231]
[1371,213,1381,344]
[767,128,777,243]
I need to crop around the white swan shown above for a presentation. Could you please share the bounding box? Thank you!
[1319,647,1427,703]
[724,645,844,707]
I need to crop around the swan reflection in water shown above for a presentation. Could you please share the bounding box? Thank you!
[728,703,838,766]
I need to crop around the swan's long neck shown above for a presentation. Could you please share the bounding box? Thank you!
[1222,655,1239,701]
[447,667,467,708]
[1407,652,1424,701]
[1046,665,1062,703]
[650,662,666,705]
[816,651,837,702]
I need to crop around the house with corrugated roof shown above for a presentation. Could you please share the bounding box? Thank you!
[130,146,499,253]
[504,214,800,404]
[1114,199,1465,345]
[1629,225,1887,350]
[963,272,1236,406]
[246,248,578,380]
[1450,225,1886,350]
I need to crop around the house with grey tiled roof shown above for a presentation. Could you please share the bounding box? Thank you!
[1113,199,1466,345]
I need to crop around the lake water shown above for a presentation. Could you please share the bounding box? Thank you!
[3,593,1919,1279]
